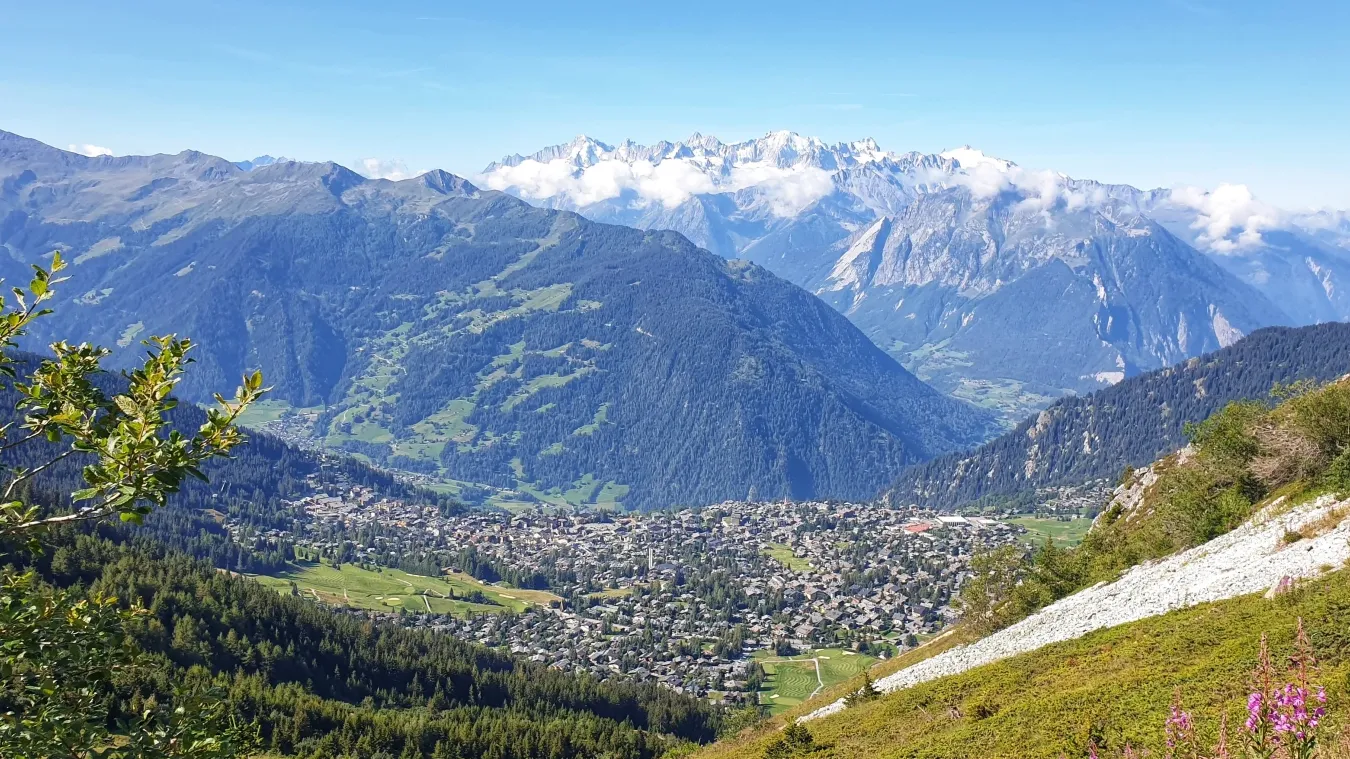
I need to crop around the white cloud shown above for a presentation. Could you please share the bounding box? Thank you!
[929,148,1021,202]
[480,157,833,217]
[481,158,714,209]
[68,143,113,157]
[355,157,421,181]
[729,163,835,216]
[935,159,1108,219]
[1167,183,1281,253]
[1290,208,1350,232]
[939,147,1012,173]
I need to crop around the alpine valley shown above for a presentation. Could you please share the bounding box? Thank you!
[482,132,1350,421]
[9,8,1350,759]
[0,129,997,511]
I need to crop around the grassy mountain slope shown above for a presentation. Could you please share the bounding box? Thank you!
[887,322,1350,511]
[0,130,996,509]
[697,569,1350,758]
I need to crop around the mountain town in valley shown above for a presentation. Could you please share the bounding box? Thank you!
[224,464,1033,702]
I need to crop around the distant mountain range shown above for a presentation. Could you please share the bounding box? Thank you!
[884,321,1350,511]
[0,129,996,510]
[481,132,1350,421]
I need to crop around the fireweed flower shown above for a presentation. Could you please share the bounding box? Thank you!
[1244,634,1280,759]
[1242,622,1325,759]
[1213,712,1230,759]
[1245,691,1263,732]
[1163,692,1198,759]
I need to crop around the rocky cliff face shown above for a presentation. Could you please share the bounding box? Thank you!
[813,189,1286,412]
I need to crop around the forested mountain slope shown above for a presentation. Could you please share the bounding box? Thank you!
[20,534,721,758]
[0,129,996,509]
[887,322,1350,510]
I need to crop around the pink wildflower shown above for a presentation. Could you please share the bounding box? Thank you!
[1164,690,1198,759]
[1246,691,1264,732]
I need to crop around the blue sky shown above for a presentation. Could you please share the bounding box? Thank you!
[1,0,1347,208]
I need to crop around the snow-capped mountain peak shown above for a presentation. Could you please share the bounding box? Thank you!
[478,128,1349,425]
[939,146,1014,173]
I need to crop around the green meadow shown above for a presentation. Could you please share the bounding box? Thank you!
[249,560,560,616]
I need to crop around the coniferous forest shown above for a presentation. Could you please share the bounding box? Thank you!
[15,533,722,759]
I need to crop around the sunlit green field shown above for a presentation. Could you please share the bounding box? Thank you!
[1008,515,1093,546]
[754,648,877,715]
[248,560,560,616]
[761,542,813,571]
[234,398,295,428]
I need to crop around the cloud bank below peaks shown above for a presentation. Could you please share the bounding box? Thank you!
[478,133,1322,254]
[479,157,834,217]
[934,148,1109,216]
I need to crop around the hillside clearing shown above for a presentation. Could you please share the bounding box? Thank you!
[248,561,560,616]
[753,648,876,715]
[762,543,813,572]
[1007,516,1092,546]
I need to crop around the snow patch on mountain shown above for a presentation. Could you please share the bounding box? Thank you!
[234,155,283,171]
[1307,257,1336,300]
[939,146,1013,173]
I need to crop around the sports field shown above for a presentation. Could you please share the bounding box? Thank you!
[761,543,813,571]
[1008,515,1093,546]
[754,647,877,714]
